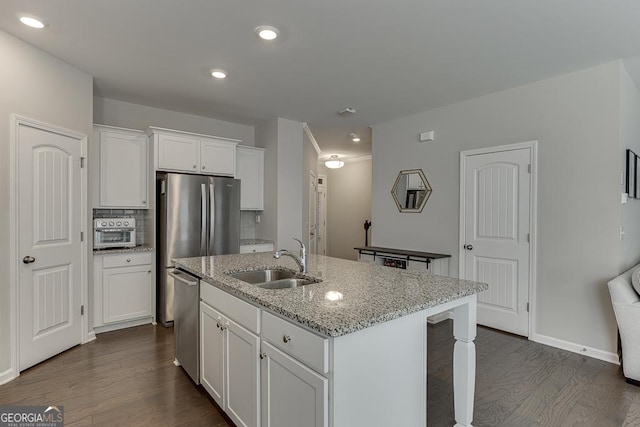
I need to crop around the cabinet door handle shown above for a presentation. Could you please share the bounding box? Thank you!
[193,165,197,169]
[259,352,267,360]
[126,258,131,262]
[202,166,205,170]
[142,200,146,204]
[283,335,292,343]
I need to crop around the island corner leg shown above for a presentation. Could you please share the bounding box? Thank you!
[452,295,477,427]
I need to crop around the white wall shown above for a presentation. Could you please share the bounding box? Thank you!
[94,97,255,145]
[303,131,319,250]
[322,159,373,261]
[276,119,304,251]
[255,119,278,242]
[0,30,93,375]
[619,65,640,273]
[371,62,625,355]
[254,118,306,251]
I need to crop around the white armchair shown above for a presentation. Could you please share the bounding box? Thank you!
[608,265,640,384]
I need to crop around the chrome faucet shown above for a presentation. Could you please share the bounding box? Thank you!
[274,238,307,273]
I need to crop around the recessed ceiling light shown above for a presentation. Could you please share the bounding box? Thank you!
[350,133,361,143]
[255,25,279,41]
[18,14,45,29]
[210,69,227,79]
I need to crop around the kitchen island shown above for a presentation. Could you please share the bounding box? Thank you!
[174,253,488,427]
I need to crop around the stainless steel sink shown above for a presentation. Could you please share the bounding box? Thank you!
[227,268,320,289]
[255,278,316,289]
[229,269,296,284]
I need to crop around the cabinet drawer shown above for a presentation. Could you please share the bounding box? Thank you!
[201,283,260,334]
[262,311,329,374]
[239,244,274,254]
[103,252,153,268]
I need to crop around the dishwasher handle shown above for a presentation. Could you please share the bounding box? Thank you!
[169,269,198,286]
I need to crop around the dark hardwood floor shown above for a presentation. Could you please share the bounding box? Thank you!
[1,321,638,426]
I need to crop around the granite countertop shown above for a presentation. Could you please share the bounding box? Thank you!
[240,238,275,246]
[173,253,488,338]
[93,245,155,255]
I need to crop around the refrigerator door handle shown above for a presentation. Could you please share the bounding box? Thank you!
[201,183,207,256]
[209,183,215,254]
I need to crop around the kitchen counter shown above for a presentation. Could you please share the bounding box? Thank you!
[93,245,154,255]
[176,252,487,426]
[173,252,487,337]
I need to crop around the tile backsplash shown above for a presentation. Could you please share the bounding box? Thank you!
[241,211,257,239]
[93,209,150,246]
[93,209,258,245]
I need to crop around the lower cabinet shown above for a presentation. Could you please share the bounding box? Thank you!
[103,264,152,323]
[198,282,430,426]
[93,251,154,332]
[200,301,260,427]
[261,341,328,427]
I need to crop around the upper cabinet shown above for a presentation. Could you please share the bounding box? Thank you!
[236,146,265,210]
[149,127,239,176]
[95,125,149,209]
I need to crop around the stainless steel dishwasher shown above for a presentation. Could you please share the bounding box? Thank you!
[169,269,200,384]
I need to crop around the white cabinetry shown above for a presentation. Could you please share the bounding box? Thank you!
[201,139,237,176]
[93,251,154,333]
[197,280,432,426]
[261,342,328,427]
[149,127,239,176]
[239,243,274,254]
[236,146,265,210]
[94,125,148,208]
[260,311,328,427]
[201,284,260,427]
[156,132,200,172]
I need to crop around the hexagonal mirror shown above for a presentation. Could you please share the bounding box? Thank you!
[391,169,432,213]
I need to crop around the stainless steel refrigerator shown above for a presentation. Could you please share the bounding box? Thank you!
[157,172,240,326]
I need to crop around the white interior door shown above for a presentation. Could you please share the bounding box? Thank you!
[18,123,83,370]
[309,171,318,254]
[461,146,532,336]
[317,178,327,256]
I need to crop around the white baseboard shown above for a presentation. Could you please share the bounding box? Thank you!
[427,311,453,324]
[93,317,154,335]
[530,333,619,365]
[0,368,17,385]
[83,330,96,344]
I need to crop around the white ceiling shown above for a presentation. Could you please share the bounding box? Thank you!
[2,1,640,159]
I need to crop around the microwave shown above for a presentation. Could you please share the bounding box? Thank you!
[93,218,136,249]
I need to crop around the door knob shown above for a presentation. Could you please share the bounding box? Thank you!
[23,255,36,264]
[463,244,473,250]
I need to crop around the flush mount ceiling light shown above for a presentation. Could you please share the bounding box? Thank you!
[325,155,344,169]
[18,14,45,29]
[255,25,279,41]
[210,69,227,79]
[338,107,356,116]
[350,133,361,143]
